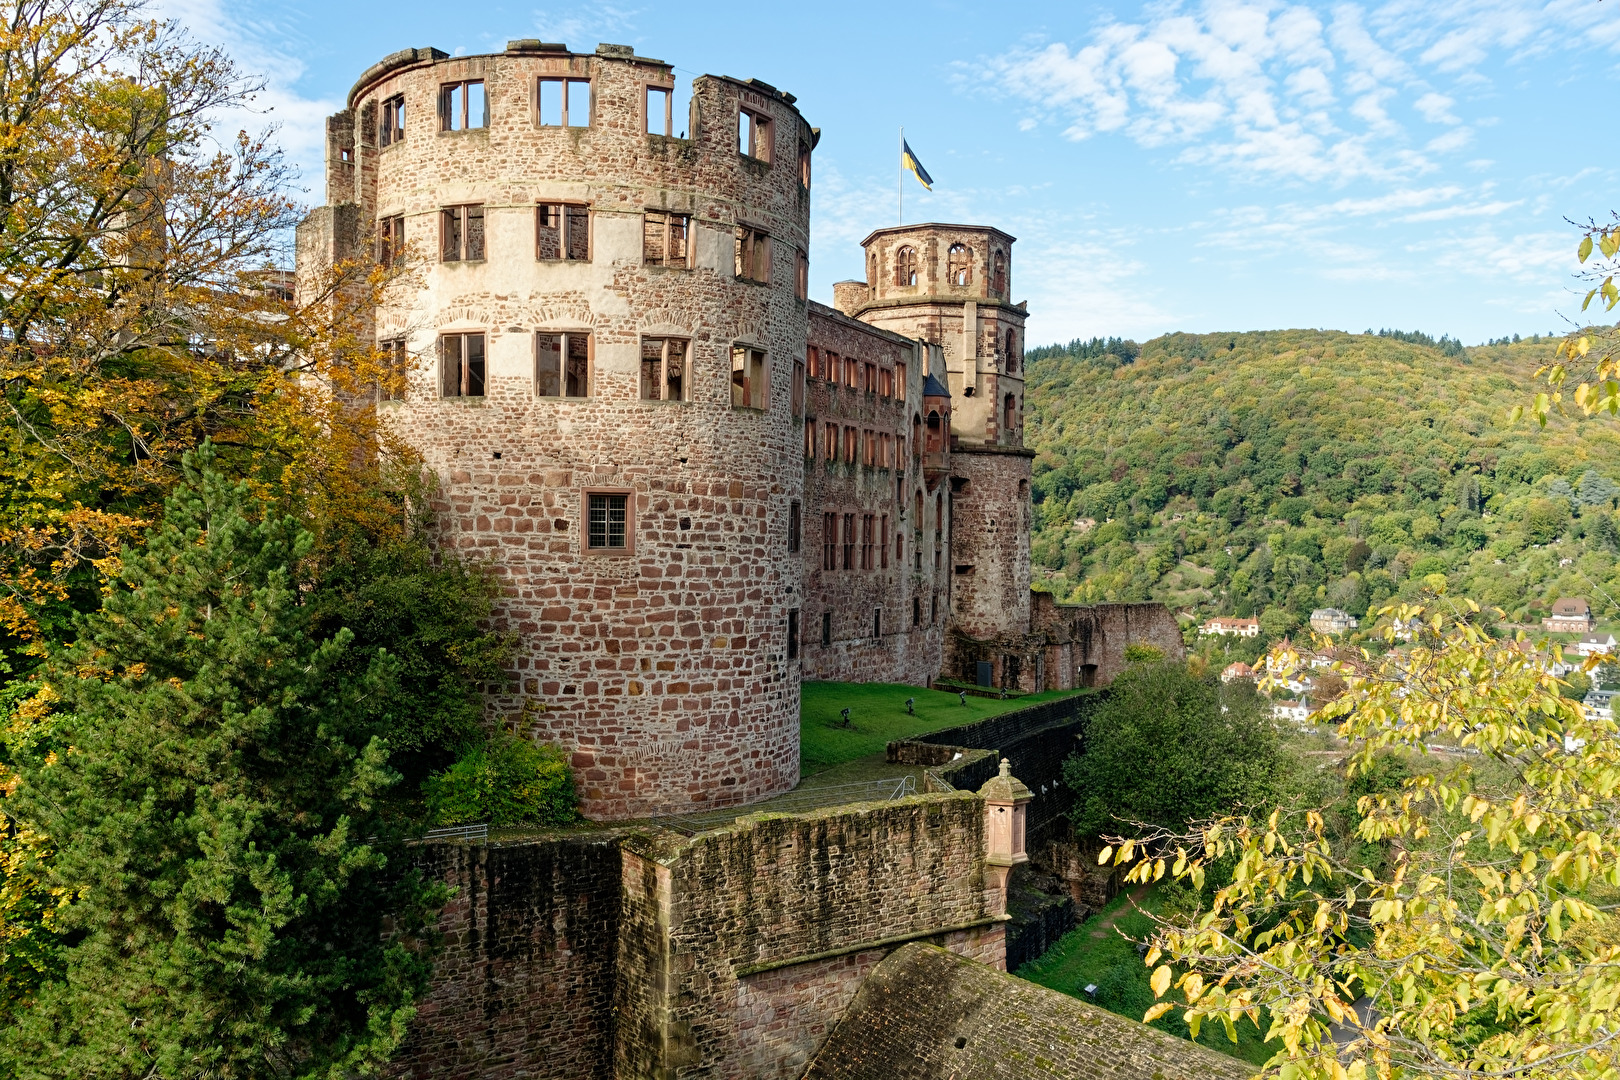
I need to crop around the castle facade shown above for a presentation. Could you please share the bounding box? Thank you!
[297,41,1178,821]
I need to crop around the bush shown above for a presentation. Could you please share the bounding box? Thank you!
[1123,643,1165,663]
[423,733,578,827]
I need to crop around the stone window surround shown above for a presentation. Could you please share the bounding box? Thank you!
[581,487,635,556]
[535,329,592,399]
[438,79,488,132]
[534,75,593,128]
[738,104,772,163]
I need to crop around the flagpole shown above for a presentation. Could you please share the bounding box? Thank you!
[898,126,903,226]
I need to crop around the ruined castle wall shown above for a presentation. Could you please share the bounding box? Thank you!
[390,838,625,1080]
[1031,596,1187,689]
[306,45,816,819]
[615,793,1005,1080]
[800,303,945,687]
[942,448,1035,649]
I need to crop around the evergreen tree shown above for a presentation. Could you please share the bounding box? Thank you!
[1,447,445,1080]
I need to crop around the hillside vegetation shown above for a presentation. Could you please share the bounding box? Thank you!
[1024,330,1620,654]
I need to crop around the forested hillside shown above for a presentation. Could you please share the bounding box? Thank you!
[1023,329,1620,651]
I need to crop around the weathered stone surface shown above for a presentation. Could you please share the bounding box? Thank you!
[801,942,1253,1080]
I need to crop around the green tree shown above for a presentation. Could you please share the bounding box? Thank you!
[1259,606,1297,640]
[1524,497,1570,544]
[1064,662,1287,840]
[1,450,447,1078]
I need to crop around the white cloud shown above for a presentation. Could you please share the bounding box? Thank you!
[1414,91,1458,124]
[530,4,640,48]
[1426,126,1473,152]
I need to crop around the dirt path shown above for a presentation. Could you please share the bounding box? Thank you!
[1090,882,1152,938]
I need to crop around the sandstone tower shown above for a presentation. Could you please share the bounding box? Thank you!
[298,42,814,819]
[834,226,1034,682]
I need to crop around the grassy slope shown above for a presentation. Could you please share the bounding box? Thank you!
[799,681,1085,776]
[1017,886,1273,1067]
[1023,331,1620,641]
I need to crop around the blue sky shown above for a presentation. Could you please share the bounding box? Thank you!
[167,0,1620,347]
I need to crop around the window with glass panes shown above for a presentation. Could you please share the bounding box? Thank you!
[586,492,629,551]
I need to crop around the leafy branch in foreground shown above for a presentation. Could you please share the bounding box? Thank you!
[1103,600,1620,1079]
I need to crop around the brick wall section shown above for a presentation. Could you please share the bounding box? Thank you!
[298,44,817,819]
[801,942,1254,1080]
[614,792,1005,1079]
[389,838,624,1080]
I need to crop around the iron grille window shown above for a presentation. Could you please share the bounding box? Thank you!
[587,493,628,550]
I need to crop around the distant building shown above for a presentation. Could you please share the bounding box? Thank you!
[1545,597,1596,633]
[1569,633,1618,658]
[1202,616,1260,637]
[1221,661,1254,683]
[1310,608,1358,634]
[1272,699,1309,722]
[1583,688,1617,721]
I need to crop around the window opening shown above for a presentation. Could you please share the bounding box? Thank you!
[439,333,485,398]
[864,362,877,393]
[739,107,772,162]
[861,513,875,570]
[992,251,1006,296]
[538,78,591,127]
[795,249,809,300]
[880,514,889,568]
[873,608,882,639]
[643,211,691,268]
[926,410,943,452]
[538,204,590,260]
[639,338,688,401]
[377,214,404,267]
[845,357,859,390]
[823,512,838,571]
[587,493,628,550]
[895,246,917,287]
[789,500,801,552]
[646,85,672,136]
[1006,330,1018,373]
[863,429,875,467]
[842,513,856,570]
[537,332,591,398]
[843,427,856,463]
[441,204,485,262]
[826,351,840,385]
[798,141,811,189]
[735,226,770,283]
[822,611,832,646]
[377,338,408,402]
[380,95,405,146]
[913,597,921,626]
[1004,393,1017,432]
[787,610,800,659]
[947,243,972,286]
[792,360,805,415]
[440,80,487,131]
[730,345,767,409]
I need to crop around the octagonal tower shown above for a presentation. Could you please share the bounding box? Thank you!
[297,42,814,819]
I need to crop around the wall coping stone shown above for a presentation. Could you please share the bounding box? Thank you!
[733,915,1007,977]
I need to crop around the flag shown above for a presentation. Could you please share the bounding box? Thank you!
[901,139,933,190]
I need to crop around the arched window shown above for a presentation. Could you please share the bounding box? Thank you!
[992,251,1006,296]
[1005,329,1018,373]
[895,246,917,287]
[947,244,972,286]
[926,409,943,453]
[868,251,877,284]
[1004,393,1017,432]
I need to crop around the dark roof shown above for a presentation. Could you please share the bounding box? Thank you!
[1553,597,1592,615]
[802,943,1250,1080]
[922,373,951,398]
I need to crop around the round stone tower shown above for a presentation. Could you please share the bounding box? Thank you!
[299,42,814,819]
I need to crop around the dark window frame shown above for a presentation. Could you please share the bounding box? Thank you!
[583,489,634,555]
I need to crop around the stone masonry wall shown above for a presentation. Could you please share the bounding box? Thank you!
[943,448,1035,647]
[614,792,1004,1080]
[1030,596,1187,689]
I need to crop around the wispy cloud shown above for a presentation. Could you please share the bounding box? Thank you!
[530,4,640,47]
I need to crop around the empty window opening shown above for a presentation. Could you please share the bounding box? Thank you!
[822,611,832,646]
[897,361,907,392]
[789,500,802,553]
[537,332,590,398]
[824,423,837,463]
[895,245,917,287]
[731,345,767,409]
[586,493,628,551]
[805,418,816,458]
[439,333,485,398]
[880,367,895,397]
[377,214,404,267]
[826,350,841,385]
[931,595,938,623]
[792,359,805,415]
[842,427,856,463]
[440,80,487,131]
[1005,329,1018,373]
[808,345,822,379]
[639,338,688,401]
[739,106,772,162]
[861,513,875,570]
[644,211,691,268]
[845,357,859,391]
[842,513,856,570]
[795,249,809,300]
[864,362,877,393]
[377,338,408,402]
[873,608,882,639]
[823,512,838,571]
[992,251,1006,296]
[379,95,405,146]
[797,141,811,189]
[926,410,943,453]
[538,203,590,261]
[441,204,485,262]
[881,514,890,568]
[863,430,875,467]
[881,433,893,469]
[646,85,673,136]
[1004,393,1017,432]
[538,78,591,127]
[947,243,972,286]
[787,609,800,659]
[735,226,771,283]
[912,597,921,626]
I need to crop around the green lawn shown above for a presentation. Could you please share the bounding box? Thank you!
[799,681,1086,776]
[1016,886,1275,1067]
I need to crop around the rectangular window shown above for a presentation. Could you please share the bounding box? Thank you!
[824,423,837,463]
[441,204,485,262]
[730,345,767,409]
[792,360,805,416]
[377,338,408,402]
[789,500,801,553]
[822,611,832,647]
[787,609,799,659]
[639,338,688,401]
[808,346,821,380]
[845,357,858,390]
[896,521,905,562]
[798,141,811,190]
[823,512,838,571]
[440,80,487,131]
[439,333,485,398]
[377,214,404,267]
[865,362,877,394]
[881,367,895,398]
[380,95,405,146]
[881,433,892,469]
[647,85,672,135]
[739,106,772,162]
[842,513,856,571]
[826,351,840,385]
[538,204,590,261]
[735,226,770,283]
[643,211,691,268]
[795,249,809,300]
[539,77,591,127]
[861,514,875,570]
[896,361,906,392]
[843,427,856,463]
[863,430,876,467]
[586,492,629,551]
[873,608,882,639]
[805,418,816,458]
[536,332,591,398]
[881,515,890,568]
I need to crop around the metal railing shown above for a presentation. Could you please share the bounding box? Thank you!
[416,822,490,844]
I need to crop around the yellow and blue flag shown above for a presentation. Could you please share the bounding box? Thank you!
[901,138,933,190]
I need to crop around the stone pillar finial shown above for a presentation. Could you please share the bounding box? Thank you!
[978,761,1034,919]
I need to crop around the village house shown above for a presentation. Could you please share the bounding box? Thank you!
[1201,615,1259,637]
[1569,633,1618,658]
[1220,660,1253,683]
[1309,607,1358,634]
[1545,597,1596,633]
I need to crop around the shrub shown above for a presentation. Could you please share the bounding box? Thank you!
[424,733,578,827]
[1124,643,1165,663]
